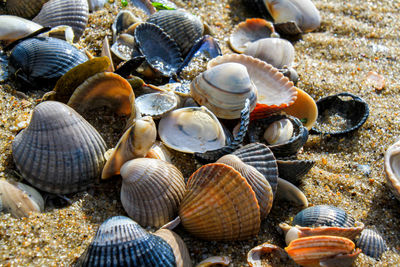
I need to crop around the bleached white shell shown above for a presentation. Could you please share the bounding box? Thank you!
[263,118,294,145]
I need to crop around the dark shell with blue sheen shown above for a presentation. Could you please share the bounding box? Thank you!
[9,37,88,90]
[77,216,176,267]
[356,229,387,259]
[293,205,356,228]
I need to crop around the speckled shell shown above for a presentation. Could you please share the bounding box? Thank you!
[136,92,179,119]
[293,205,356,228]
[0,16,42,41]
[190,62,257,119]
[6,0,48,19]
[154,229,192,267]
[120,158,186,227]
[12,101,107,194]
[33,0,89,42]
[356,229,387,259]
[147,10,204,56]
[384,139,400,201]
[179,163,261,241]
[77,216,176,266]
[276,159,315,185]
[9,37,88,89]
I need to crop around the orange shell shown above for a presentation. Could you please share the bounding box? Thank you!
[179,163,260,241]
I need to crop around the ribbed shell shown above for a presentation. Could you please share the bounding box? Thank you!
[293,205,356,228]
[356,229,387,259]
[120,158,186,227]
[33,0,89,42]
[154,229,192,267]
[9,37,88,88]
[12,101,107,194]
[179,163,261,241]
[147,10,204,56]
[78,216,176,266]
[276,159,315,185]
[6,0,48,19]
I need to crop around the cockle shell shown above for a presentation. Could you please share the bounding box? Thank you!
[384,139,400,201]
[0,15,42,41]
[12,101,107,194]
[276,159,315,185]
[6,0,48,19]
[356,229,387,259]
[154,229,192,267]
[120,158,186,227]
[76,216,176,266]
[190,62,257,119]
[293,205,356,228]
[88,0,108,12]
[179,163,261,241]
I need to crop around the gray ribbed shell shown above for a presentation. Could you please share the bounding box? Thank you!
[6,0,48,19]
[293,205,355,227]
[12,101,107,194]
[33,0,89,41]
[77,216,176,267]
[356,229,387,259]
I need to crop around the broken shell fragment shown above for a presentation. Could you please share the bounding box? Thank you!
[146,141,172,163]
[247,242,289,267]
[384,139,400,201]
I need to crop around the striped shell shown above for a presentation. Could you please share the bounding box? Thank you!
[33,0,89,42]
[276,159,315,185]
[293,205,356,228]
[154,229,192,267]
[384,138,400,201]
[356,229,387,259]
[6,0,48,19]
[179,163,260,241]
[77,216,176,266]
[12,101,107,194]
[120,158,186,227]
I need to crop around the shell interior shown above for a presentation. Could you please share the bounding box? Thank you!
[136,92,178,118]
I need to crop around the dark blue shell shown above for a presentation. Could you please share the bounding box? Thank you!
[9,37,88,89]
[77,216,176,267]
[293,205,355,227]
[356,229,387,259]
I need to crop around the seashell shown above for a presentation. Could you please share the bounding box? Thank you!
[248,114,308,157]
[76,216,176,266]
[147,10,204,56]
[196,256,231,267]
[111,33,136,61]
[229,18,277,53]
[9,37,88,90]
[0,15,42,42]
[285,236,361,267]
[154,229,192,267]
[102,116,157,179]
[190,62,257,119]
[88,0,108,12]
[282,87,318,130]
[356,229,387,259]
[134,22,183,78]
[179,163,261,241]
[0,52,8,82]
[0,180,44,218]
[6,0,48,19]
[12,101,107,194]
[120,158,186,227]
[146,141,172,163]
[384,139,400,201]
[33,0,89,42]
[130,0,156,16]
[263,118,294,145]
[208,54,297,117]
[311,92,369,136]
[276,178,308,207]
[247,242,289,267]
[276,159,315,185]
[158,106,226,153]
[112,10,139,42]
[243,38,295,69]
[279,66,298,84]
[135,92,179,119]
[217,154,274,219]
[100,37,114,72]
[293,205,356,228]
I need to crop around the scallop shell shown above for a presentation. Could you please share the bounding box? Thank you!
[154,229,192,267]
[9,37,88,89]
[196,256,231,267]
[384,139,400,201]
[247,242,289,267]
[179,163,261,241]
[229,18,277,53]
[120,158,186,227]
[0,15,42,42]
[147,10,204,56]
[33,0,89,42]
[77,216,176,266]
[293,205,356,228]
[190,62,257,119]
[311,92,369,136]
[356,229,387,259]
[276,159,315,185]
[6,0,48,19]
[0,180,44,218]
[136,92,179,119]
[12,101,107,194]
[158,106,226,153]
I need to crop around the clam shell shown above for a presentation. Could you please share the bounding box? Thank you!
[247,242,289,267]
[12,101,107,194]
[311,92,369,136]
[229,19,277,53]
[77,216,176,266]
[33,0,89,42]
[276,178,308,207]
[196,256,231,267]
[111,33,136,61]
[6,0,48,19]
[9,37,88,89]
[147,10,204,56]
[356,229,387,259]
[120,158,186,227]
[276,159,315,185]
[154,229,192,267]
[136,92,179,119]
[384,139,400,201]
[293,205,356,228]
[0,15,42,41]
[158,106,226,154]
[179,163,261,241]
[0,180,44,218]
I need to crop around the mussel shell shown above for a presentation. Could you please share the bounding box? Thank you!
[77,216,176,266]
[6,0,48,19]
[356,229,387,259]
[12,101,107,194]
[276,159,315,185]
[32,0,89,42]
[9,37,88,89]
[311,93,369,136]
[293,205,356,228]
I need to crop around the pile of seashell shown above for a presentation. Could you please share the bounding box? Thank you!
[0,0,379,265]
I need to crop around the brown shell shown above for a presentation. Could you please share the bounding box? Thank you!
[179,163,260,241]
[6,0,48,19]
[120,158,186,227]
[247,242,289,267]
[154,229,192,267]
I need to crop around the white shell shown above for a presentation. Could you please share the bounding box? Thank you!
[263,118,294,145]
[0,15,42,41]
[384,139,400,201]
[136,92,179,119]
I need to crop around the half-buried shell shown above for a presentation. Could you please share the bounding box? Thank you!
[384,138,400,201]
[356,229,387,259]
